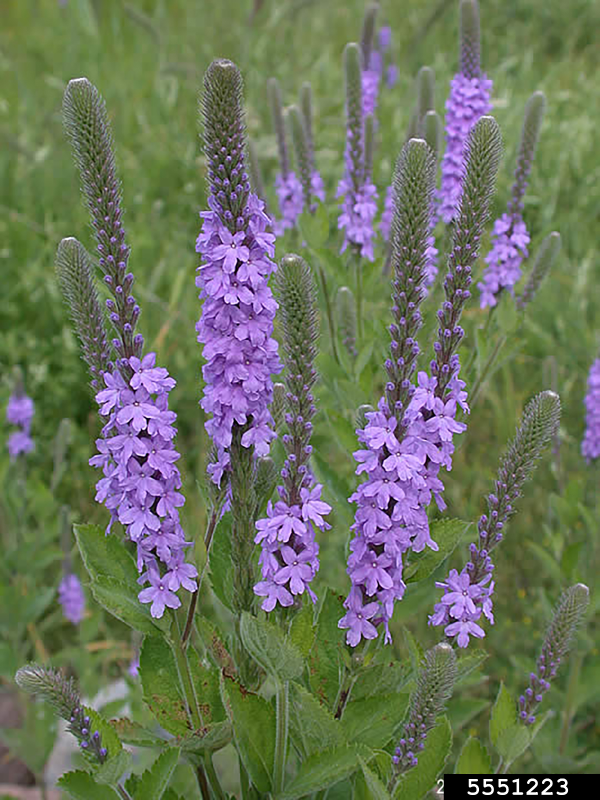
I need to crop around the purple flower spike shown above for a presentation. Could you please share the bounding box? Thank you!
[518,584,589,725]
[479,91,546,307]
[431,391,560,647]
[268,77,304,232]
[582,357,600,462]
[337,43,378,261]
[58,573,86,625]
[439,1,493,223]
[6,384,34,462]
[254,255,330,611]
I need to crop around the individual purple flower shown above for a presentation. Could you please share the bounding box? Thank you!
[254,255,330,610]
[582,357,600,462]
[478,213,530,307]
[337,43,379,262]
[479,91,546,307]
[58,573,86,625]
[6,386,35,462]
[430,391,560,646]
[438,1,493,223]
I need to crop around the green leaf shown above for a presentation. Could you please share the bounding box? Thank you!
[90,576,168,635]
[393,716,452,800]
[96,750,133,785]
[351,656,410,701]
[489,682,517,751]
[455,737,492,774]
[220,674,276,794]
[74,523,138,585]
[140,636,190,736]
[403,627,425,675]
[308,590,346,709]
[358,757,392,800]
[188,647,227,723]
[288,602,316,658]
[341,693,409,749]
[196,615,236,676]
[109,717,165,748]
[239,612,304,682]
[58,770,121,800]
[288,681,344,759]
[405,519,472,583]
[209,512,234,611]
[134,747,181,800]
[448,697,489,732]
[278,744,372,799]
[179,720,233,755]
[489,682,534,765]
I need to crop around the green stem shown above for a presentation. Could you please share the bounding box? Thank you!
[273,681,290,795]
[203,753,227,800]
[116,786,134,800]
[469,333,507,408]
[465,307,496,377]
[170,613,204,730]
[559,652,583,754]
[195,765,211,800]
[181,507,219,648]
[354,252,364,341]
[318,263,340,365]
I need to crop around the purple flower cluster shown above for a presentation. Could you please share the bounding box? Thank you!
[339,376,468,646]
[6,391,35,461]
[582,357,600,462]
[337,178,378,262]
[58,573,86,625]
[430,566,494,647]
[369,27,398,89]
[311,171,325,204]
[478,213,530,308]
[361,67,380,118]
[196,195,282,484]
[254,486,330,611]
[273,171,304,235]
[91,353,197,618]
[439,72,492,223]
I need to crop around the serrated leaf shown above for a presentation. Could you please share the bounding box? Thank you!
[140,636,190,736]
[90,576,167,635]
[455,737,492,774]
[308,590,346,709]
[134,747,181,800]
[278,744,372,799]
[220,674,276,794]
[74,523,139,585]
[209,512,234,611]
[405,519,472,583]
[109,717,164,747]
[240,612,303,682]
[341,693,409,749]
[359,757,392,800]
[288,681,344,759]
[288,602,316,658]
[58,770,121,800]
[95,750,133,785]
[393,716,452,800]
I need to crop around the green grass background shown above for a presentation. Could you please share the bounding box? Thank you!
[1,0,599,776]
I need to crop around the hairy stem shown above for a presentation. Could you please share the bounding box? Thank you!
[181,507,219,648]
[273,681,290,794]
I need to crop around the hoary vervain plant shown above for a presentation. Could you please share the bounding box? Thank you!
[11,4,594,794]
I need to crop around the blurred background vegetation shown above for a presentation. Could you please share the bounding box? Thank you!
[1,0,599,780]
